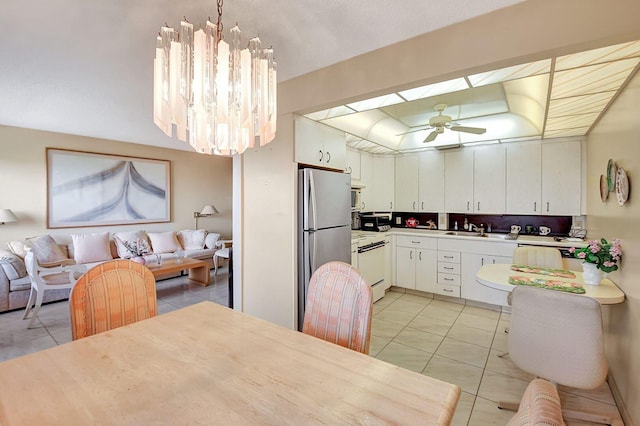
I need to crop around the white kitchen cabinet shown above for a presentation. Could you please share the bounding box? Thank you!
[461,253,511,306]
[506,143,542,214]
[395,236,437,292]
[436,250,461,297]
[294,116,346,171]
[372,156,395,211]
[444,150,474,213]
[345,148,361,180]
[359,152,373,212]
[541,141,581,215]
[418,151,445,212]
[395,155,419,212]
[473,146,505,214]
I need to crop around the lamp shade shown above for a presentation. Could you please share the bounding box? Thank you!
[0,209,18,224]
[199,205,219,216]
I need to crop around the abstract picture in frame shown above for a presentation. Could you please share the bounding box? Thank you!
[47,148,171,228]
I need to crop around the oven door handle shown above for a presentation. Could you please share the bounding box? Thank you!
[358,243,386,254]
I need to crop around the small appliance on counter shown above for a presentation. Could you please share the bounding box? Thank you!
[351,211,361,230]
[361,214,391,232]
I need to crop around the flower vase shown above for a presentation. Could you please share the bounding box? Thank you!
[582,262,602,285]
[131,256,146,266]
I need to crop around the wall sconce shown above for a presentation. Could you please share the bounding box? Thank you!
[0,209,18,225]
[194,205,219,229]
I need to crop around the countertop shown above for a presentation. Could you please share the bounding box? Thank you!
[352,228,587,248]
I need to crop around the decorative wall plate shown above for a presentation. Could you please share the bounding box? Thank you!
[607,159,617,192]
[616,167,629,206]
[600,174,609,202]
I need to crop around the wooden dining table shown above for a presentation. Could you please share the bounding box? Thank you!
[476,263,625,304]
[0,301,460,425]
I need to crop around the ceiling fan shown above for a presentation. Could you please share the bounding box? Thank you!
[399,104,487,143]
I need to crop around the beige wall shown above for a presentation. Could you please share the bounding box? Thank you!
[587,71,640,423]
[0,125,233,246]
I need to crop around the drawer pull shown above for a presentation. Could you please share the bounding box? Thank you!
[411,240,420,244]
[443,288,453,293]
[444,255,454,259]
[444,267,454,270]
[444,278,454,281]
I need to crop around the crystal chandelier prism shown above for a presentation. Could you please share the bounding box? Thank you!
[153,0,277,156]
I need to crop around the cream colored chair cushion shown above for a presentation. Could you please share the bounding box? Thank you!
[512,246,563,269]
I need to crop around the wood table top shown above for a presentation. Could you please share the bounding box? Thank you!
[0,302,460,425]
[476,263,625,304]
[145,257,206,274]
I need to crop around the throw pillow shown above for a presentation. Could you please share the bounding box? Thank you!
[204,232,221,249]
[25,235,67,264]
[0,252,27,280]
[148,231,182,254]
[177,229,207,250]
[71,232,113,264]
[113,231,150,259]
[7,240,28,258]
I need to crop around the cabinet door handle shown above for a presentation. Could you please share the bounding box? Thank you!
[546,201,550,212]
[413,201,416,210]
[534,201,537,212]
[481,257,484,266]
[326,151,331,163]
[389,201,393,210]
[419,251,422,261]
[467,201,470,211]
[409,251,413,260]
[477,202,480,211]
[421,201,424,210]
[318,150,323,161]
[362,201,365,210]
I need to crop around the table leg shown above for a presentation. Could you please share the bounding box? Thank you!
[188,265,210,286]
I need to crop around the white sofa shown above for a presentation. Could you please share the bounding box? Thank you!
[0,230,222,314]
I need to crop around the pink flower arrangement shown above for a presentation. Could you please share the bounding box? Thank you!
[569,238,622,273]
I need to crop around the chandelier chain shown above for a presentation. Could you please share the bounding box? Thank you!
[216,0,224,37]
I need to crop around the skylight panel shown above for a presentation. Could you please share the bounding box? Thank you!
[398,78,469,101]
[468,59,550,87]
[556,40,640,70]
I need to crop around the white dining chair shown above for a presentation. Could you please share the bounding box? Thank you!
[23,251,87,329]
[213,240,232,275]
[512,246,563,269]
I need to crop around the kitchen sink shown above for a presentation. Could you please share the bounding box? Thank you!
[444,231,508,240]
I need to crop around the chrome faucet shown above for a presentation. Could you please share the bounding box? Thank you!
[468,223,478,232]
[468,223,485,236]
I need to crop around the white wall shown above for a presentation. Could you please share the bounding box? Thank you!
[0,125,233,246]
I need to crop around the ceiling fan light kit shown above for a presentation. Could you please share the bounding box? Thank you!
[153,0,277,156]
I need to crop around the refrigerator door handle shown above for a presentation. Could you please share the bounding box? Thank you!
[309,170,317,230]
[309,231,317,272]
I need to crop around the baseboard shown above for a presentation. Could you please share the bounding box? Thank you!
[608,373,635,426]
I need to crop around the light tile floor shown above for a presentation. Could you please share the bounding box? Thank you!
[371,289,624,426]
[0,274,623,425]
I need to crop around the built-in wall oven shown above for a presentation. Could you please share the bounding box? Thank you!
[357,235,387,302]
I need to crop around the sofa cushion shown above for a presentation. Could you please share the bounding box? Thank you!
[177,230,206,250]
[113,231,150,259]
[71,232,113,264]
[148,231,182,253]
[7,240,28,258]
[25,235,67,264]
[0,253,28,280]
[9,275,32,292]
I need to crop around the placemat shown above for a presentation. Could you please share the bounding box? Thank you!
[511,265,576,279]
[509,275,586,294]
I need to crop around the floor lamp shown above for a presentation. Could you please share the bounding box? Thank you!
[194,205,219,230]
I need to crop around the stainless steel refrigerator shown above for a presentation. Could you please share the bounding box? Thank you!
[298,168,352,330]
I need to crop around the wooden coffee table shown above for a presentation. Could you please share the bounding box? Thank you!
[146,258,210,286]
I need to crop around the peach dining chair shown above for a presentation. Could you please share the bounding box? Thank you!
[506,378,565,426]
[302,261,373,354]
[500,285,610,425]
[69,259,157,340]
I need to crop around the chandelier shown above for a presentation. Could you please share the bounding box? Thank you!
[153,0,277,156]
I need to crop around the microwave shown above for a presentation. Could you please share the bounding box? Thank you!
[361,214,391,232]
[351,188,361,211]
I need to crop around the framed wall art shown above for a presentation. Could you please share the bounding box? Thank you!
[47,148,171,228]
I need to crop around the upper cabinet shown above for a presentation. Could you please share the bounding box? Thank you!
[506,140,581,216]
[359,152,373,212]
[444,150,475,213]
[371,156,395,211]
[418,151,445,212]
[541,141,581,215]
[473,146,506,214]
[294,116,346,171]
[395,155,420,211]
[345,148,361,180]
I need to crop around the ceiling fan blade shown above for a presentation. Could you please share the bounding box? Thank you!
[423,130,438,143]
[450,125,486,135]
[396,126,430,136]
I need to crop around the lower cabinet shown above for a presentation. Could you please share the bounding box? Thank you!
[395,236,437,293]
[384,234,393,290]
[461,253,512,306]
[436,251,461,298]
